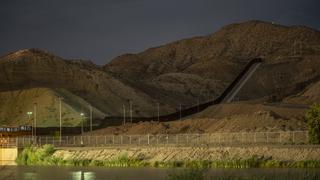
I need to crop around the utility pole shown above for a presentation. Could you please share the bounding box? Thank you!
[123,104,126,125]
[90,105,93,132]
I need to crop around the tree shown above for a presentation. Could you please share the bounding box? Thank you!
[306,104,320,144]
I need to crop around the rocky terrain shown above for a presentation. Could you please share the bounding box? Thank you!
[0,20,320,130]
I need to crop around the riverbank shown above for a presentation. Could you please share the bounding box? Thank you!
[16,145,320,168]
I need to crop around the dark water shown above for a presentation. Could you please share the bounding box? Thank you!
[0,166,320,180]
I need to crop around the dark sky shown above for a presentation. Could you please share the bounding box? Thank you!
[1,0,319,65]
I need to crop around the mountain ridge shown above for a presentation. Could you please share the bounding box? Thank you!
[1,20,320,128]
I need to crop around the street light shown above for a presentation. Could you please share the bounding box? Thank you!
[129,101,132,123]
[80,113,84,135]
[33,103,37,142]
[27,111,33,137]
[89,105,93,132]
[59,97,63,143]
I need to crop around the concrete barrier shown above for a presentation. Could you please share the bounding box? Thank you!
[0,147,18,165]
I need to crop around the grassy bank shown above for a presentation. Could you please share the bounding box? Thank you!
[16,145,320,168]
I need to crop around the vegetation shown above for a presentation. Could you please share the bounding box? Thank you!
[16,146,320,169]
[306,104,320,144]
[15,144,61,166]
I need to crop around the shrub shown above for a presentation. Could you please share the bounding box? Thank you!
[306,104,320,144]
[16,144,56,165]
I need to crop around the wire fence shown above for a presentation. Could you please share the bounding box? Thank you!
[0,131,309,148]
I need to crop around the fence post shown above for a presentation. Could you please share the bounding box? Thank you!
[104,136,107,145]
[73,136,76,145]
[254,132,256,143]
[112,135,115,145]
[129,135,132,144]
[121,135,123,145]
[148,134,150,145]
[306,131,309,144]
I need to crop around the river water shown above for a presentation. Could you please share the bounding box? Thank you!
[0,166,320,180]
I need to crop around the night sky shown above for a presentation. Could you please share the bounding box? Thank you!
[1,0,319,65]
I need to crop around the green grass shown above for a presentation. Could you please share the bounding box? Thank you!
[16,145,320,169]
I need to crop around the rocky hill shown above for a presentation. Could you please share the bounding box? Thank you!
[0,49,174,126]
[105,20,320,105]
[1,20,320,128]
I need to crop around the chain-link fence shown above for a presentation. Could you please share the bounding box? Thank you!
[0,131,309,148]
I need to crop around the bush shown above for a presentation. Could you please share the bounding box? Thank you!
[306,104,320,144]
[16,144,57,165]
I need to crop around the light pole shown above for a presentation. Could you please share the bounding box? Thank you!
[33,103,37,142]
[80,113,84,135]
[89,105,93,132]
[129,101,132,123]
[27,111,33,136]
[59,97,63,142]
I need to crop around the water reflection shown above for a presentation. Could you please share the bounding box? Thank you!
[0,166,317,180]
[71,171,96,180]
[23,172,37,180]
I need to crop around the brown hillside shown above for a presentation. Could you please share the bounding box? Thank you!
[0,49,175,124]
[1,20,320,128]
[105,20,320,105]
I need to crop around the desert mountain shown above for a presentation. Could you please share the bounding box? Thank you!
[0,49,175,126]
[1,20,320,128]
[105,20,320,105]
